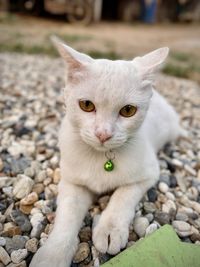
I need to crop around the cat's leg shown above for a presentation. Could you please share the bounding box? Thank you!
[93,178,156,255]
[30,181,94,267]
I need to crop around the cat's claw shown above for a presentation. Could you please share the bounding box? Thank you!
[92,219,129,255]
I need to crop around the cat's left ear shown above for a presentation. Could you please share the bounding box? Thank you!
[133,47,169,77]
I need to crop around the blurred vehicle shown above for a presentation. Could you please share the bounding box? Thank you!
[3,0,102,24]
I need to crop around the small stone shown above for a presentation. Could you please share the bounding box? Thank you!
[25,238,38,253]
[30,213,45,238]
[172,221,192,237]
[13,175,34,199]
[169,175,177,188]
[2,223,21,237]
[190,233,200,242]
[128,230,138,242]
[5,236,27,254]
[19,204,33,215]
[143,202,156,213]
[98,196,110,210]
[0,158,4,172]
[145,223,158,236]
[20,192,38,206]
[10,249,28,264]
[162,200,176,213]
[158,182,169,193]
[46,212,55,223]
[43,177,52,186]
[32,183,44,194]
[7,260,27,267]
[73,242,90,263]
[159,174,170,186]
[10,210,32,233]
[126,241,135,248]
[145,213,154,223]
[171,159,183,167]
[184,164,197,176]
[0,246,11,265]
[50,156,59,168]
[147,187,157,202]
[35,170,47,183]
[2,186,13,198]
[190,201,200,214]
[166,192,175,201]
[133,217,149,238]
[0,237,6,247]
[79,227,92,242]
[154,211,170,225]
[0,177,13,189]
[176,213,189,222]
[53,168,61,184]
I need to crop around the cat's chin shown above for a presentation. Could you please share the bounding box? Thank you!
[89,142,123,152]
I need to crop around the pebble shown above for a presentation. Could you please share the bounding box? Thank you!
[10,249,28,264]
[19,204,33,215]
[2,223,21,237]
[2,186,13,198]
[171,158,183,167]
[20,192,38,206]
[162,200,176,213]
[32,183,44,194]
[172,221,192,237]
[30,213,45,238]
[0,237,6,247]
[147,188,157,202]
[0,158,4,171]
[176,213,189,222]
[98,196,110,210]
[53,168,61,184]
[13,175,34,199]
[143,202,156,213]
[25,238,38,253]
[133,217,149,237]
[0,177,13,189]
[159,174,170,186]
[7,260,27,267]
[169,175,177,188]
[145,213,154,223]
[145,223,158,236]
[154,211,170,225]
[5,236,27,254]
[10,210,32,233]
[79,227,92,242]
[184,164,197,176]
[158,182,169,193]
[73,242,90,263]
[166,192,175,201]
[0,246,11,265]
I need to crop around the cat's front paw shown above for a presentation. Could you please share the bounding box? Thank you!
[92,218,129,255]
[30,244,70,267]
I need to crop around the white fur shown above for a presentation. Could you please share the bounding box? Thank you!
[30,42,182,267]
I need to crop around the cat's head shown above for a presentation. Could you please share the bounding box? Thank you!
[52,37,168,152]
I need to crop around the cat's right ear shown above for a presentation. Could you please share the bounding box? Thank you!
[51,36,93,82]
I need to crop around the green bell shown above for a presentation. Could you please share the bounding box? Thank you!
[104,160,114,172]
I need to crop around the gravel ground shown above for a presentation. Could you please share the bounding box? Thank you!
[0,53,200,267]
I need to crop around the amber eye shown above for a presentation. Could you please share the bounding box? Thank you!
[79,100,95,112]
[119,105,137,117]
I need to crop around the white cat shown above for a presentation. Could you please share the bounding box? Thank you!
[30,38,183,267]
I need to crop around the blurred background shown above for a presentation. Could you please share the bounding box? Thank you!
[0,0,200,82]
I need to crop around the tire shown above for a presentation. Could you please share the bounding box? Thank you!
[67,0,93,25]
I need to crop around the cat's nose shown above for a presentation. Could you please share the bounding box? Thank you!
[95,131,112,143]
